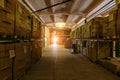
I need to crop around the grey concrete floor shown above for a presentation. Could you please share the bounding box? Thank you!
[24,44,120,80]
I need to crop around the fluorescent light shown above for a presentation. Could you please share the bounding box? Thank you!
[55,22,66,28]
[87,0,116,21]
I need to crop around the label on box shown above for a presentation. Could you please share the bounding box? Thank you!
[0,0,4,8]
[9,50,15,59]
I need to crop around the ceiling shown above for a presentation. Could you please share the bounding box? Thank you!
[20,0,115,30]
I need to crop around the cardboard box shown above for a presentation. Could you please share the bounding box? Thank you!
[88,42,98,62]
[108,21,116,38]
[98,42,111,59]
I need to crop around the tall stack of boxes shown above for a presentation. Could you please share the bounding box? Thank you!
[0,0,15,37]
[16,1,31,39]
[0,44,14,80]
[0,0,15,80]
[70,0,120,75]
[0,0,44,80]
[71,17,113,62]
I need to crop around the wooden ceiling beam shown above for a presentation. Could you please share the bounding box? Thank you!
[44,0,55,22]
[66,0,79,23]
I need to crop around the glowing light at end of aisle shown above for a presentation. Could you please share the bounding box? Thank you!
[52,36,58,43]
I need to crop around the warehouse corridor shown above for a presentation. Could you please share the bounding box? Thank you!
[24,44,120,80]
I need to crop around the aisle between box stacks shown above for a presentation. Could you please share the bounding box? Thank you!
[24,44,120,80]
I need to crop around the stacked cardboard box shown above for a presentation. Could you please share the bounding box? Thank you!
[0,44,15,80]
[70,31,74,38]
[23,42,32,70]
[77,28,81,38]
[64,39,72,49]
[31,16,41,39]
[76,40,81,53]
[97,42,111,59]
[88,42,98,62]
[83,23,90,39]
[31,41,42,64]
[16,2,31,39]
[0,0,43,80]
[99,58,120,74]
[75,28,79,38]
[90,17,105,38]
[107,11,117,39]
[116,0,120,6]
[88,41,111,62]
[0,0,15,36]
[103,17,109,39]
[14,42,26,80]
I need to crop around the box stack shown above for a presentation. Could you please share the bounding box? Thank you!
[99,58,120,74]
[14,42,26,80]
[0,44,14,80]
[106,11,117,39]
[77,26,82,39]
[31,42,42,64]
[0,0,44,80]
[16,2,31,39]
[90,17,105,38]
[31,16,41,39]
[97,42,111,59]
[103,17,109,39]
[88,42,98,62]
[64,39,72,49]
[23,42,32,70]
[83,23,90,39]
[0,0,15,36]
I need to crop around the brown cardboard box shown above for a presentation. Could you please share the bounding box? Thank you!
[99,58,120,74]
[109,11,117,22]
[32,17,41,38]
[31,42,42,64]
[84,22,90,38]
[0,8,6,20]
[108,21,116,38]
[23,42,32,69]
[0,8,14,35]
[87,17,106,38]
[0,51,12,80]
[0,65,12,80]
[5,0,16,10]
[116,0,120,5]
[64,39,72,48]
[14,42,26,80]
[98,42,111,59]
[88,42,98,62]
[15,2,31,38]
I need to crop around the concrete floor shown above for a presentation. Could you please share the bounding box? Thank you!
[24,44,120,80]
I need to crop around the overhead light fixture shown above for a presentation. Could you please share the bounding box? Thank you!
[55,22,66,28]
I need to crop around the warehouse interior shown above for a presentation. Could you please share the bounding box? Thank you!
[1,0,120,80]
